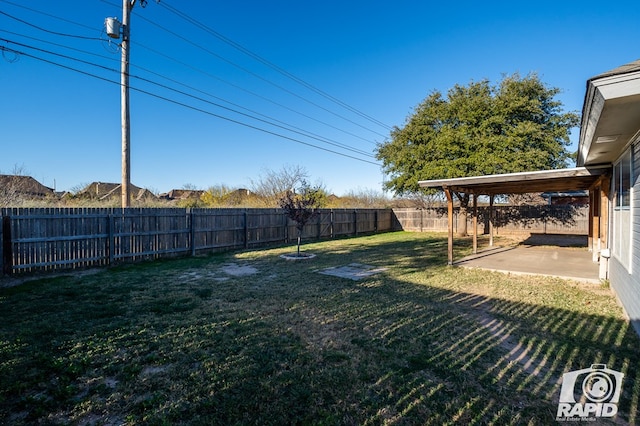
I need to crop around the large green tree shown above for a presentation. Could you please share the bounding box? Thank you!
[376,73,579,234]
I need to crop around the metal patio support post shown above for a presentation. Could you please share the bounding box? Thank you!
[444,187,454,265]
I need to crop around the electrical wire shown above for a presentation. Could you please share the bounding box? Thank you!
[159,1,392,132]
[99,0,388,140]
[99,0,388,143]
[131,66,376,158]
[1,29,118,65]
[0,41,381,166]
[0,10,103,41]
[133,41,379,146]
[1,33,376,159]
[2,1,386,149]
[0,4,385,163]
[0,29,374,157]
[134,11,388,141]
[0,0,100,33]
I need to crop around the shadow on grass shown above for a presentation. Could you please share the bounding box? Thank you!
[0,232,638,425]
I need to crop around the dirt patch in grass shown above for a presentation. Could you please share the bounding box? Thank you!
[319,263,388,281]
[177,262,259,283]
[221,263,258,276]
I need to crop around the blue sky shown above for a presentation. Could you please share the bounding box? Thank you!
[1,1,639,196]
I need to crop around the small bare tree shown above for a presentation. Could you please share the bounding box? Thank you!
[0,165,32,207]
[250,164,309,207]
[278,181,324,256]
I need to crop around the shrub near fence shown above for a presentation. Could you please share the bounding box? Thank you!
[0,208,396,275]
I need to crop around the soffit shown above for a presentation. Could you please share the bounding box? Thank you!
[578,60,640,166]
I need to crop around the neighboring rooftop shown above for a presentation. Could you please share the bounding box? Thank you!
[0,175,54,198]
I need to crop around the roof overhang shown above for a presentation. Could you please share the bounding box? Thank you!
[418,166,610,195]
[578,61,640,166]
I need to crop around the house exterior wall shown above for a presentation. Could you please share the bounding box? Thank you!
[609,141,640,335]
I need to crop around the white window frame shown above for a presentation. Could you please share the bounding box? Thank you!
[611,147,633,272]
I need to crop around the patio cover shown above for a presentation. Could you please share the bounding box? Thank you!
[418,165,611,265]
[418,165,609,195]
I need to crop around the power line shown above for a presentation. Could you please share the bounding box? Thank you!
[159,1,392,132]
[0,8,378,157]
[134,9,389,141]
[0,0,100,33]
[0,10,103,41]
[1,32,373,157]
[2,2,385,149]
[1,29,118,64]
[0,5,384,163]
[1,33,376,159]
[100,0,389,138]
[130,65,376,158]
[132,41,380,146]
[1,41,381,166]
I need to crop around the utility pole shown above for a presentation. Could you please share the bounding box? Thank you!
[106,1,153,207]
[120,0,135,208]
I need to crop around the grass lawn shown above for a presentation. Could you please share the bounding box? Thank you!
[1,231,638,425]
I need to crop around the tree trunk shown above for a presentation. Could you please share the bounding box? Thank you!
[297,229,302,256]
[455,192,470,237]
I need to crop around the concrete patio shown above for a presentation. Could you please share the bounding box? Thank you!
[454,235,600,283]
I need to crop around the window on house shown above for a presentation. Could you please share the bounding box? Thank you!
[612,148,633,271]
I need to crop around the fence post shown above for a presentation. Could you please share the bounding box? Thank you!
[2,216,12,276]
[244,210,249,249]
[106,214,114,265]
[330,210,334,238]
[283,212,288,243]
[189,209,196,256]
[374,210,379,233]
[354,210,358,236]
[317,212,322,240]
[0,213,3,276]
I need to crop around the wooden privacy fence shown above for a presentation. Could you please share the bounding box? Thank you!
[0,208,396,275]
[0,206,587,276]
[393,205,589,235]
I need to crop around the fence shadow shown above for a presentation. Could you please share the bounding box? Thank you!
[493,204,582,228]
[520,233,589,248]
